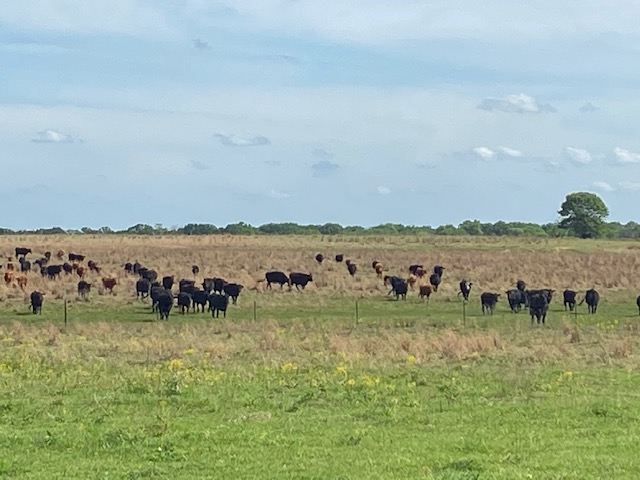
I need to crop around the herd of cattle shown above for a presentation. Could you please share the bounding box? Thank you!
[7,246,640,323]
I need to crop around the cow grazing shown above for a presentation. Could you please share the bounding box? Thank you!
[266,271,289,289]
[124,262,133,274]
[141,269,158,283]
[4,271,14,285]
[15,247,32,258]
[77,280,91,299]
[46,265,63,279]
[563,290,577,311]
[62,262,73,275]
[529,293,549,325]
[419,285,433,301]
[373,262,384,278]
[223,283,243,305]
[209,293,229,318]
[289,272,313,290]
[315,253,324,264]
[429,273,441,292]
[346,262,357,276]
[177,292,192,314]
[582,289,599,314]
[192,265,200,276]
[213,277,227,293]
[335,254,344,263]
[68,253,85,262]
[30,291,44,314]
[191,289,209,312]
[408,264,424,276]
[162,275,174,291]
[459,280,472,301]
[102,277,117,293]
[155,290,174,320]
[88,260,101,274]
[506,289,526,313]
[481,292,500,315]
[433,265,445,277]
[136,279,151,299]
[16,275,27,291]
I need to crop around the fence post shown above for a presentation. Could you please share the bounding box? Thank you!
[355,300,359,327]
[462,300,466,327]
[64,299,68,327]
[253,301,257,322]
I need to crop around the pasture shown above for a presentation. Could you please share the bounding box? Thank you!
[1,234,640,478]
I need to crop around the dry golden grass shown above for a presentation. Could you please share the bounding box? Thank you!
[1,234,638,304]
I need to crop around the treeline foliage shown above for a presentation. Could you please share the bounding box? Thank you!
[3,220,640,238]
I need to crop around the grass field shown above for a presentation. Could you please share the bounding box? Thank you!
[1,235,640,478]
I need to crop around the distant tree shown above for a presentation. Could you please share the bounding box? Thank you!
[459,220,483,236]
[558,192,609,238]
[126,224,155,235]
[435,224,459,236]
[178,223,220,235]
[223,222,257,235]
[319,223,343,235]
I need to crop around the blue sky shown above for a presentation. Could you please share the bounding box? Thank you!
[2,1,640,229]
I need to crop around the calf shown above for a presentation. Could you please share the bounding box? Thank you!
[563,289,577,311]
[192,265,200,276]
[46,265,63,279]
[68,253,85,262]
[529,293,549,325]
[433,265,445,277]
[223,283,243,305]
[516,280,527,292]
[315,253,324,264]
[481,292,500,315]
[373,262,384,278]
[16,275,27,291]
[124,262,133,274]
[408,264,424,276]
[419,285,433,301]
[289,272,313,290]
[3,271,14,285]
[335,254,344,263]
[102,277,117,293]
[77,280,91,299]
[19,258,31,273]
[458,280,472,301]
[30,291,44,314]
[209,293,229,318]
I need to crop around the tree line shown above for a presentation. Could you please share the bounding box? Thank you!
[0,193,630,239]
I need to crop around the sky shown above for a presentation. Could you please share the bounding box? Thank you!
[2,1,640,230]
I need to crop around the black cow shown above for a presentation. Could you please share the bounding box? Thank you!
[124,262,133,274]
[527,289,555,305]
[88,260,101,273]
[481,292,500,315]
[142,269,158,283]
[136,278,151,299]
[46,265,62,279]
[223,283,243,305]
[133,262,143,275]
[68,253,85,262]
[150,283,165,312]
[392,279,408,300]
[266,271,289,289]
[384,276,405,296]
[346,262,357,276]
[289,272,313,290]
[582,289,599,314]
[315,253,324,264]
[19,258,31,273]
[34,258,48,271]
[429,273,441,292]
[191,289,209,312]
[335,254,344,263]
[77,280,91,299]
[433,265,445,277]
[529,293,549,325]
[162,275,174,291]
[192,265,200,276]
[176,292,192,314]
[15,247,31,258]
[209,293,229,318]
[516,280,527,292]
[506,289,526,313]
[202,278,215,293]
[459,280,472,301]
[60,262,72,275]
[179,279,196,293]
[563,290,577,311]
[409,264,424,276]
[30,291,43,314]
[155,291,174,320]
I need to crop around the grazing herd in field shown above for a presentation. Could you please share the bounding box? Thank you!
[5,245,640,324]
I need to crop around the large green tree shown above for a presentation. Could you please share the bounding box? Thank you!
[558,192,609,238]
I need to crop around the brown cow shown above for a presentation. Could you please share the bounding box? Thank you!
[56,249,65,259]
[16,275,27,291]
[419,285,433,301]
[76,266,86,278]
[102,277,117,293]
[4,271,14,284]
[374,263,384,278]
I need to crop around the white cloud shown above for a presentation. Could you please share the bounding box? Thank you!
[498,146,522,157]
[473,146,495,160]
[593,181,614,192]
[565,147,592,165]
[269,189,291,198]
[477,93,556,113]
[32,129,74,143]
[619,181,640,190]
[614,147,640,164]
[214,133,270,147]
[376,186,391,195]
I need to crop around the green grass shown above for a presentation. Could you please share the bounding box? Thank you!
[1,293,640,478]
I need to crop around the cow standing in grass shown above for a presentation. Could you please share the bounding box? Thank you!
[481,292,500,315]
[581,289,599,314]
[563,290,577,311]
[30,291,43,314]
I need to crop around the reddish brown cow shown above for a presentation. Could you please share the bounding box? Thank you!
[76,266,86,278]
[419,285,433,300]
[4,271,15,284]
[16,275,27,291]
[102,277,117,293]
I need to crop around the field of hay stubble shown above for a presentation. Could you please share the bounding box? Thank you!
[2,234,640,478]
